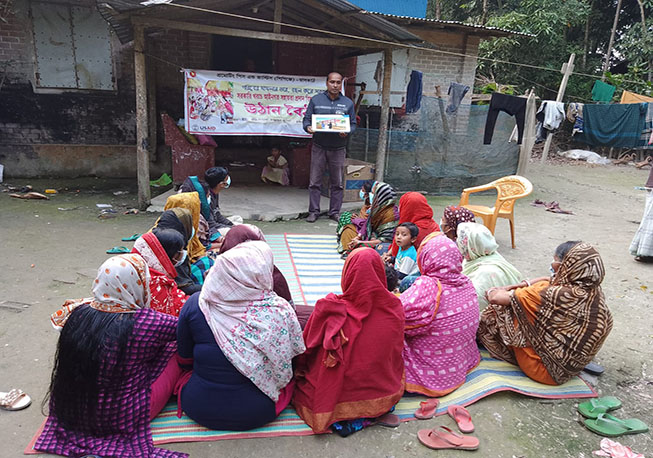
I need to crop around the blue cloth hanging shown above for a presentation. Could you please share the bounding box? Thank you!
[405,70,423,113]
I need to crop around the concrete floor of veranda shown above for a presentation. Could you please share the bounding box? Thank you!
[0,160,652,458]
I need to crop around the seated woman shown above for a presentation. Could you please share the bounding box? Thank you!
[162,192,214,285]
[440,205,476,242]
[38,255,184,458]
[132,229,188,317]
[293,248,405,435]
[177,241,305,431]
[153,208,201,295]
[337,181,399,255]
[479,241,613,385]
[401,234,480,397]
[456,222,523,311]
[261,146,290,186]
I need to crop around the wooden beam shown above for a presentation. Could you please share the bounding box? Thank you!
[131,16,390,49]
[273,0,282,33]
[133,24,151,209]
[146,56,157,162]
[375,48,393,181]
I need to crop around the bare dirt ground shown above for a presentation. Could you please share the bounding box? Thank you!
[1,160,652,458]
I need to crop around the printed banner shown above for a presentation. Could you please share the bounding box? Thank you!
[184,70,325,137]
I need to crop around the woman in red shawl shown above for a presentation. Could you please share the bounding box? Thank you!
[132,230,188,317]
[293,248,405,435]
[387,192,440,258]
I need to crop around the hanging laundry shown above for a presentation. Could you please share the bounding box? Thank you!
[566,102,584,135]
[620,90,653,104]
[373,60,383,87]
[591,80,616,103]
[575,103,647,148]
[483,93,526,145]
[642,103,653,145]
[405,70,423,114]
[445,82,469,114]
[534,101,565,143]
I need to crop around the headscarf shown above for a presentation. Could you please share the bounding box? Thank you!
[526,243,612,383]
[153,208,199,292]
[402,234,473,330]
[218,224,293,302]
[50,254,150,331]
[198,241,305,402]
[390,192,440,256]
[161,193,206,263]
[293,248,405,433]
[456,223,522,310]
[443,205,476,234]
[188,176,211,221]
[132,232,177,279]
[364,181,398,241]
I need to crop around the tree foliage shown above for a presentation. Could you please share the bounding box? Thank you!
[426,0,653,100]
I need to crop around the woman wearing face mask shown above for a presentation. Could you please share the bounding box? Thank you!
[132,229,188,317]
[337,181,398,255]
[479,241,613,385]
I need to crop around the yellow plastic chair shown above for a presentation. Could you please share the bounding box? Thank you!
[458,175,533,248]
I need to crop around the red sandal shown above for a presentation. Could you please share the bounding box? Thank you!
[414,398,439,420]
[447,405,475,433]
[417,425,479,450]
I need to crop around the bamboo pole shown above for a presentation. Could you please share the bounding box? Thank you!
[541,53,575,163]
[134,25,151,209]
[375,48,393,181]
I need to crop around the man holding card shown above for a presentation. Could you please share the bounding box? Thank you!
[303,72,357,223]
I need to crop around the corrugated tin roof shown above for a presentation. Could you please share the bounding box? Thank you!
[347,0,427,18]
[364,11,533,37]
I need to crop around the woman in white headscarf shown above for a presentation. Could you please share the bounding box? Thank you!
[456,222,523,311]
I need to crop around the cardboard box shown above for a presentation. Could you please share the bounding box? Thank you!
[321,158,376,202]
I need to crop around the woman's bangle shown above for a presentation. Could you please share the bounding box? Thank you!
[522,279,531,287]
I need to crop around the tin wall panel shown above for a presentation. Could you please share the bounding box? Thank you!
[32,3,77,88]
[71,7,115,90]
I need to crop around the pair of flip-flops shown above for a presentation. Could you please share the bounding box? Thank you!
[416,402,478,450]
[579,396,649,437]
[0,389,32,411]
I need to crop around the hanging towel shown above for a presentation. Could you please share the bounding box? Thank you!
[446,82,469,114]
[620,90,653,104]
[591,80,616,103]
[405,70,423,113]
[483,93,527,145]
[575,103,647,148]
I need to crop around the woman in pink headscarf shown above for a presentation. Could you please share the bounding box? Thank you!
[401,233,480,396]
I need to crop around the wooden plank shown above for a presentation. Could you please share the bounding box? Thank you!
[131,16,391,49]
[273,0,282,33]
[375,48,393,181]
[146,56,157,162]
[133,24,151,209]
[541,53,575,163]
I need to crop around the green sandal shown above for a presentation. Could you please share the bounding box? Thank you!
[584,413,648,437]
[578,396,622,419]
[106,246,130,254]
[121,234,142,242]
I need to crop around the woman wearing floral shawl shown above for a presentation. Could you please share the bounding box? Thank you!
[176,241,305,430]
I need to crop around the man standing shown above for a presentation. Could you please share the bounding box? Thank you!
[303,72,356,223]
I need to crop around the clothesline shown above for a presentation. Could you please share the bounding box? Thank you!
[158,2,646,87]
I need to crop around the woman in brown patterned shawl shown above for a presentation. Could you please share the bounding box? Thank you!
[478,241,612,385]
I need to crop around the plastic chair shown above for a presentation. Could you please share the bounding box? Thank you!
[458,175,533,248]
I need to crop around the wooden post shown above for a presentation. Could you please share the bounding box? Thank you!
[146,56,157,162]
[541,53,575,163]
[134,25,151,209]
[375,48,393,181]
[273,0,282,33]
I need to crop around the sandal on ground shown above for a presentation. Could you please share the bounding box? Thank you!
[578,396,621,419]
[583,362,605,376]
[447,405,475,433]
[417,426,479,451]
[0,389,32,411]
[373,412,400,428]
[635,156,652,169]
[121,234,141,242]
[415,398,440,420]
[106,246,130,254]
[584,413,649,437]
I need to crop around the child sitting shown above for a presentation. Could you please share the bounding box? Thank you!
[261,146,290,186]
[392,222,420,280]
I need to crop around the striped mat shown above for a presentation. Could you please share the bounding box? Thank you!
[25,234,597,452]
